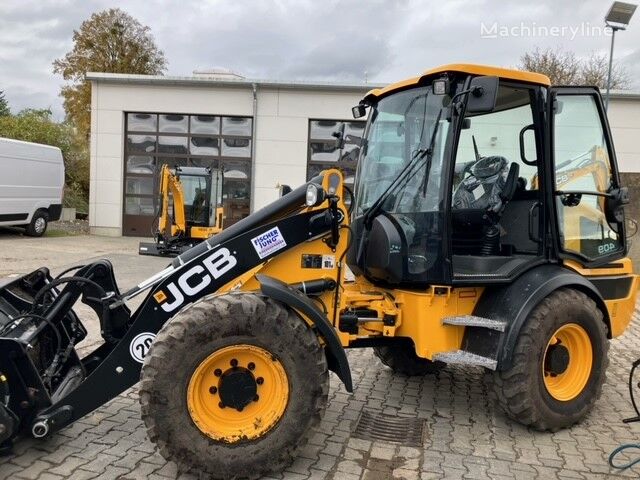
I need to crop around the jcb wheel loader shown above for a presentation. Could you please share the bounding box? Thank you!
[0,64,637,478]
[138,164,224,257]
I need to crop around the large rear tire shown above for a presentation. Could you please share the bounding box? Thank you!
[140,293,328,479]
[491,288,608,431]
[374,339,444,376]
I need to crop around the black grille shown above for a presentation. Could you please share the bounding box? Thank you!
[353,410,426,447]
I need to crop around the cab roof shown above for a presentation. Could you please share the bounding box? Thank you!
[365,63,551,100]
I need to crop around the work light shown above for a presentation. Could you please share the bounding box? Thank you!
[305,183,326,207]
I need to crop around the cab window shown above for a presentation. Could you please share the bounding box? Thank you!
[553,93,623,260]
[450,84,543,262]
[454,85,538,194]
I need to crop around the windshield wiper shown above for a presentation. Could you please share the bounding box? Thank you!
[363,107,445,226]
[420,108,443,195]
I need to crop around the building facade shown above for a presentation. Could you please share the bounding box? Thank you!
[88,72,373,236]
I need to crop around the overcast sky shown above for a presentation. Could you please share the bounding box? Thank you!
[1,0,639,119]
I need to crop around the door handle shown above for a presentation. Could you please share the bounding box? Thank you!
[529,202,541,243]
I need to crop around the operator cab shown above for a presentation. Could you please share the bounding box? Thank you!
[174,166,223,228]
[348,64,628,287]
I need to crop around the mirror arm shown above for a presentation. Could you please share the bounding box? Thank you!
[449,86,482,104]
[555,190,613,198]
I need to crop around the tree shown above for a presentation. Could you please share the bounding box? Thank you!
[519,47,629,89]
[580,52,629,90]
[0,91,10,117]
[53,8,167,139]
[519,48,581,85]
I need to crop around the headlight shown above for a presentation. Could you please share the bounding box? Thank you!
[305,184,326,207]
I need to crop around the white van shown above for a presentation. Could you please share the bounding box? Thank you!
[0,137,64,236]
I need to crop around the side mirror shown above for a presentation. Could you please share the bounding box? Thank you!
[466,76,499,114]
[332,123,346,150]
[605,187,630,229]
[352,104,367,119]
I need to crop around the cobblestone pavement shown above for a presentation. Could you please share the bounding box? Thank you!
[0,306,640,480]
[1,302,639,479]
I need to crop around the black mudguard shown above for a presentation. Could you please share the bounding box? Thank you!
[255,274,353,392]
[472,264,609,371]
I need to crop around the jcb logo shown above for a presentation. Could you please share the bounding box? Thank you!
[158,247,237,313]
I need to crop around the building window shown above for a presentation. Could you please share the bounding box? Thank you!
[307,119,365,185]
[123,112,253,236]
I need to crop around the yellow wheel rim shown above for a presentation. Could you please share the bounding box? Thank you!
[187,344,289,442]
[543,323,593,402]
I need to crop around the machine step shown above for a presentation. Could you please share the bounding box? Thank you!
[432,350,497,370]
[442,315,507,332]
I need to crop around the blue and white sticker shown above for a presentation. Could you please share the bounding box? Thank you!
[129,332,156,364]
[251,226,287,259]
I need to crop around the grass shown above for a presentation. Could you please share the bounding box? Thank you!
[44,229,73,237]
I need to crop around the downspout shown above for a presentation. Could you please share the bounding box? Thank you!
[250,83,258,212]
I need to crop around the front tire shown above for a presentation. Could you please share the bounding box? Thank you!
[140,293,328,479]
[25,210,48,237]
[491,288,608,431]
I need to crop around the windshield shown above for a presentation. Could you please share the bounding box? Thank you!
[181,174,209,224]
[354,87,451,218]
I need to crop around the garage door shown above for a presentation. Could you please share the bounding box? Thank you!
[123,113,253,236]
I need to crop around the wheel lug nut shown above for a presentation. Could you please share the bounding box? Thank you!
[256,377,264,385]
[254,395,259,402]
[209,386,217,394]
[218,402,225,409]
[230,359,238,367]
[248,362,255,370]
[237,406,244,412]
[214,369,222,377]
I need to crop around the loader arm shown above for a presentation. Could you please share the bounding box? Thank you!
[0,171,347,441]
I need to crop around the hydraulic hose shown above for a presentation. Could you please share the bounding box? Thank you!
[609,359,640,472]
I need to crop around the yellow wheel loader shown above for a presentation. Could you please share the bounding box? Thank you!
[138,164,224,256]
[0,64,637,478]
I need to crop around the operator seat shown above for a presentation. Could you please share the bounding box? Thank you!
[451,157,520,255]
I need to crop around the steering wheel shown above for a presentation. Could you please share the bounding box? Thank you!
[462,160,476,177]
[469,156,508,180]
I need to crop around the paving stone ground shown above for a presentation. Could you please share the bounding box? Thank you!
[0,235,639,479]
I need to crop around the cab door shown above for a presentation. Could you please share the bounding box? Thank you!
[550,87,627,266]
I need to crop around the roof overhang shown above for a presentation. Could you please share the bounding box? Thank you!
[85,72,380,94]
[85,71,640,104]
[364,63,551,101]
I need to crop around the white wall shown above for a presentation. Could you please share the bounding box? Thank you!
[607,98,640,174]
[90,80,366,236]
[253,88,366,210]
